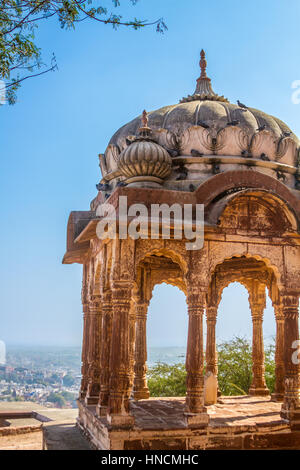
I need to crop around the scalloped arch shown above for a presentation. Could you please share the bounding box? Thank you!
[209,253,283,292]
[135,245,188,276]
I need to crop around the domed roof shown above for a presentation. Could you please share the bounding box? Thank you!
[109,100,298,147]
[97,51,300,199]
[109,50,298,150]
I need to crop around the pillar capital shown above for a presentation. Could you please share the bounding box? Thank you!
[111,280,135,290]
[82,302,89,315]
[251,310,264,321]
[206,305,217,322]
[281,292,299,319]
[187,289,206,315]
[273,306,285,322]
[89,297,102,313]
[135,302,148,319]
[111,281,134,303]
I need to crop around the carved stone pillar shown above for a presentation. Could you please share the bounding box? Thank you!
[271,303,285,401]
[107,281,134,427]
[133,302,150,400]
[281,293,300,429]
[185,290,209,427]
[206,306,218,376]
[96,290,112,416]
[85,295,102,405]
[249,284,270,396]
[206,305,219,401]
[128,301,137,400]
[79,302,90,400]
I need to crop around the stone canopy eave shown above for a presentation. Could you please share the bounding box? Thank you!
[62,171,300,264]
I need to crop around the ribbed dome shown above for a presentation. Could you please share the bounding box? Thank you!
[110,100,298,147]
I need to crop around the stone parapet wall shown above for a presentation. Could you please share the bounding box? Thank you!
[0,424,42,437]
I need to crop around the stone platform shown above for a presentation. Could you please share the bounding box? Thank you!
[78,396,300,450]
[0,402,90,450]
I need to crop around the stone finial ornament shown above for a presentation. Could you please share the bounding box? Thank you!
[139,109,151,137]
[141,109,148,128]
[199,49,207,79]
[117,110,172,187]
[181,49,228,103]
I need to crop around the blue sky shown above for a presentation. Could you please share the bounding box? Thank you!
[1,0,300,347]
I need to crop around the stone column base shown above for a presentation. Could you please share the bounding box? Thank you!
[280,407,300,430]
[85,395,99,405]
[184,410,209,429]
[133,389,150,400]
[249,387,270,397]
[271,392,284,402]
[96,404,108,417]
[107,413,135,429]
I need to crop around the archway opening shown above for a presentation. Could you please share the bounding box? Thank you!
[207,254,282,398]
[216,282,252,342]
[212,281,278,397]
[146,283,188,397]
[215,282,253,396]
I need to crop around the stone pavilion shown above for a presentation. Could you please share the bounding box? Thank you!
[63,51,300,450]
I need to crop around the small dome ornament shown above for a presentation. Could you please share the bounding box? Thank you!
[118,110,172,187]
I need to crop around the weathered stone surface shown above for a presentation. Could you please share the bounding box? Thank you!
[76,396,300,450]
[244,431,300,450]
[124,438,187,450]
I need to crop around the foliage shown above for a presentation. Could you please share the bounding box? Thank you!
[147,362,187,397]
[217,337,253,396]
[62,373,75,386]
[217,337,275,396]
[47,391,66,407]
[147,337,276,397]
[48,372,61,384]
[61,389,76,401]
[264,341,276,393]
[0,0,167,103]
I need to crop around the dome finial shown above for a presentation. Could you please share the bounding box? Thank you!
[141,109,148,128]
[139,109,151,137]
[180,50,229,103]
[200,49,207,79]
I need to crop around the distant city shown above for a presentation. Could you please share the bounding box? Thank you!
[0,345,186,409]
[0,346,82,408]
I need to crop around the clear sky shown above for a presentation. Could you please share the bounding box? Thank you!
[1,0,300,347]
